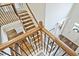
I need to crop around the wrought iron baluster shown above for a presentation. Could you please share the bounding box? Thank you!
[49,41,54,56]
[22,40,33,56]
[46,37,50,54]
[16,43,28,56]
[62,52,66,56]
[53,46,60,56]
[1,51,11,56]
[9,47,22,56]
[44,33,46,52]
[28,36,36,54]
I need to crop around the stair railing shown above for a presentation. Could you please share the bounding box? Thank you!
[11,3,38,24]
[42,27,77,56]
[0,27,41,56]
[0,3,38,26]
[40,21,77,56]
[0,21,77,56]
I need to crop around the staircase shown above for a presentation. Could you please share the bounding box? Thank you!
[18,11,36,31]
[12,3,38,32]
[0,3,77,56]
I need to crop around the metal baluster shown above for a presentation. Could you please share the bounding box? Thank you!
[46,37,50,54]
[22,40,33,56]
[62,48,76,56]
[0,52,4,56]
[28,36,36,54]
[53,46,60,56]
[49,41,54,56]
[1,51,11,56]
[16,43,28,56]
[62,52,66,56]
[9,47,22,56]
[44,33,46,52]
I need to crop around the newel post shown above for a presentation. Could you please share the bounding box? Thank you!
[38,21,44,30]
[38,21,43,48]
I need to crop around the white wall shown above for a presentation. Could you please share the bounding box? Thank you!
[28,3,45,24]
[45,3,73,30]
[61,4,79,46]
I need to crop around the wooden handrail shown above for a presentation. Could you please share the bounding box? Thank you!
[0,27,40,51]
[42,27,77,56]
[0,21,77,56]
[0,3,12,7]
[11,3,19,16]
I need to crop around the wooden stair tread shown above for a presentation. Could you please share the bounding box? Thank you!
[23,21,33,25]
[18,11,27,14]
[18,13,29,17]
[24,22,34,27]
[20,15,30,19]
[21,16,31,20]
[22,19,32,24]
[17,10,37,33]
[25,25,35,31]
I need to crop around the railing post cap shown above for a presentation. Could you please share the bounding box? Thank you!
[38,21,43,29]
